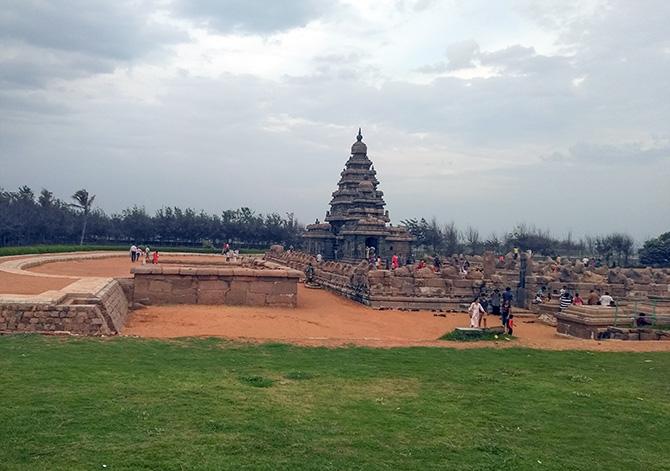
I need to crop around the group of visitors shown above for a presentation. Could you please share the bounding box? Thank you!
[129,244,159,264]
[222,243,240,261]
[468,286,515,334]
[534,285,616,311]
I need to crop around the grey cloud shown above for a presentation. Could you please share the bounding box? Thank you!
[171,0,329,33]
[543,142,670,166]
[0,0,184,60]
[445,39,480,70]
[416,39,480,73]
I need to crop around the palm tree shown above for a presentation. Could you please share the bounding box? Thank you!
[71,189,96,246]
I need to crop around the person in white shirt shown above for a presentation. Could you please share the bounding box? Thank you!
[316,253,323,263]
[599,292,615,307]
[130,245,137,262]
[468,298,486,328]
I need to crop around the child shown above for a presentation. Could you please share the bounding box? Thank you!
[152,250,159,264]
[506,314,514,335]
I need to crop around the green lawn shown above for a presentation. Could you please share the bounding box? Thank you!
[1,336,669,470]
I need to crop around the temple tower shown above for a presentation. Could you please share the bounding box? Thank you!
[303,129,413,262]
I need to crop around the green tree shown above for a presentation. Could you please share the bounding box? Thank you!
[639,232,670,267]
[70,189,96,246]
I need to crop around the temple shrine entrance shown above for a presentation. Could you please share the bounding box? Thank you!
[365,237,379,255]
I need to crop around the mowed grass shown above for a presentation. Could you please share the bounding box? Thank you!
[1,336,669,470]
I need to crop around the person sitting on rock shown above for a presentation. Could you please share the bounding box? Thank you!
[587,290,599,305]
[304,263,315,285]
[599,291,614,307]
[572,292,584,305]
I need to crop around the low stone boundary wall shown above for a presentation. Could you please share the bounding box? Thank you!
[265,251,482,310]
[132,265,301,307]
[555,305,635,339]
[0,278,130,336]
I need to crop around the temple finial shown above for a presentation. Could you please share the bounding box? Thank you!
[357,127,363,141]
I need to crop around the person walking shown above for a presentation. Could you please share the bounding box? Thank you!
[130,244,137,262]
[468,297,486,328]
[392,254,399,270]
[152,250,159,265]
[490,288,501,317]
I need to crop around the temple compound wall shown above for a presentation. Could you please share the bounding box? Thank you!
[266,248,670,315]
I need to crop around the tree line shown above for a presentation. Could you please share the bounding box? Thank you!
[0,186,303,248]
[1,186,668,266]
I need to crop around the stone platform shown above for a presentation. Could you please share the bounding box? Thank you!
[132,261,302,307]
[0,277,129,336]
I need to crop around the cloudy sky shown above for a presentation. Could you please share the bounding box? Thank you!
[1,0,669,240]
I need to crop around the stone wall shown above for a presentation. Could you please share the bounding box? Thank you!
[266,248,670,312]
[266,250,486,310]
[0,278,130,336]
[132,265,301,307]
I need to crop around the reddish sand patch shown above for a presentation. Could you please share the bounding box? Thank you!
[124,285,670,352]
[0,271,73,294]
[28,256,134,278]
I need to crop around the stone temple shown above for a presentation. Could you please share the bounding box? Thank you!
[303,129,413,261]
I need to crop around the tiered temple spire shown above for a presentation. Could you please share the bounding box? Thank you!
[303,129,414,261]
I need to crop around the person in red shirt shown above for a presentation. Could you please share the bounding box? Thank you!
[417,259,426,269]
[391,254,399,270]
[506,314,514,335]
[572,292,584,305]
[152,250,159,264]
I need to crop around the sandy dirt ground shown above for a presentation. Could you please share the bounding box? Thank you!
[4,255,670,351]
[0,271,74,294]
[124,285,670,352]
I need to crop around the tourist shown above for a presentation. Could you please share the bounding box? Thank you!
[376,257,382,270]
[433,255,441,272]
[559,291,572,311]
[316,253,323,263]
[559,285,567,297]
[479,298,488,328]
[599,291,615,307]
[490,288,501,317]
[144,246,151,265]
[501,298,511,329]
[130,244,137,262]
[587,290,599,305]
[513,247,519,260]
[392,254,399,270]
[468,297,486,328]
[304,263,315,285]
[506,314,514,335]
[635,313,652,327]
[502,286,513,305]
[572,292,584,305]
[417,259,426,270]
[152,250,159,264]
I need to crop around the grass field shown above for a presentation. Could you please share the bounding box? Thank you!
[0,245,264,257]
[1,336,669,470]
